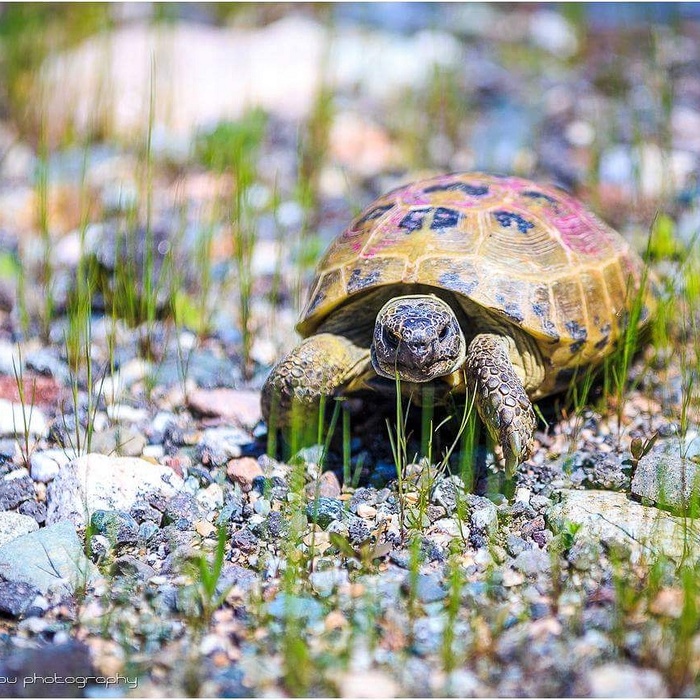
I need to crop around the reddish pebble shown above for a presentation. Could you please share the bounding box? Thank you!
[306,470,341,499]
[227,457,263,491]
[187,388,262,429]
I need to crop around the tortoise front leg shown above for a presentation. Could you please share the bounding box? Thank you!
[261,333,371,429]
[465,333,537,476]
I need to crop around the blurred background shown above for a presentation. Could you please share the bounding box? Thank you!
[0,2,698,382]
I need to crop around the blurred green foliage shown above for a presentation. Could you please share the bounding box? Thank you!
[194,109,268,173]
[0,4,112,129]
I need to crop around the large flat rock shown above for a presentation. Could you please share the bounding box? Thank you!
[547,489,700,563]
[0,521,97,595]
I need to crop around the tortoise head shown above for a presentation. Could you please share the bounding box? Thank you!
[371,295,466,383]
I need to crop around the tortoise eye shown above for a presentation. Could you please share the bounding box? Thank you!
[438,325,450,341]
[382,327,399,347]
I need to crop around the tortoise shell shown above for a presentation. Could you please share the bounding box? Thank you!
[298,172,654,397]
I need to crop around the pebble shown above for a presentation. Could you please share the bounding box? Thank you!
[307,497,347,529]
[90,425,147,457]
[583,662,668,697]
[198,426,250,465]
[227,457,263,492]
[310,568,350,597]
[430,475,462,514]
[0,580,41,617]
[355,503,377,519]
[29,449,71,482]
[187,388,262,428]
[25,349,71,384]
[46,453,184,527]
[649,587,684,618]
[339,669,398,699]
[90,509,140,545]
[267,593,324,622]
[512,548,551,576]
[631,440,698,513]
[412,573,447,603]
[306,470,341,499]
[567,536,602,572]
[0,511,39,546]
[0,399,48,438]
[0,469,35,510]
[468,495,498,536]
[106,404,150,423]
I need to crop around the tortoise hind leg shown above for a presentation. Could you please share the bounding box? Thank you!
[261,333,371,429]
[465,333,537,476]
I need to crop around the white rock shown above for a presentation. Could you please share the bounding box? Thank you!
[339,669,398,699]
[0,399,48,438]
[529,11,578,57]
[30,449,72,483]
[547,490,700,564]
[0,511,39,547]
[585,662,668,697]
[38,17,461,143]
[196,483,224,512]
[46,453,184,527]
[0,341,22,375]
[106,404,149,423]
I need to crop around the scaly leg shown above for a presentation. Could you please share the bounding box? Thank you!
[261,333,370,428]
[465,333,537,476]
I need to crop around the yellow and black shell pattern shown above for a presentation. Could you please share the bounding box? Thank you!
[298,172,654,397]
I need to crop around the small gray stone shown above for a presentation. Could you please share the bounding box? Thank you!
[197,427,250,465]
[306,497,346,529]
[138,521,159,541]
[310,568,349,597]
[253,498,271,516]
[347,516,371,544]
[506,534,528,557]
[163,492,206,526]
[29,449,71,482]
[0,521,97,594]
[267,593,324,622]
[567,536,602,572]
[25,349,71,384]
[17,500,47,524]
[111,554,156,581]
[90,509,140,545]
[467,494,498,536]
[431,475,462,514]
[0,580,40,617]
[631,440,699,513]
[91,425,147,457]
[231,528,259,553]
[412,573,447,603]
[512,548,551,576]
[0,469,35,510]
[217,563,260,595]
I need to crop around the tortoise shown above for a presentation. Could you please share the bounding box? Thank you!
[262,172,654,474]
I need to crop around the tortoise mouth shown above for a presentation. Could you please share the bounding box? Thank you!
[371,346,462,383]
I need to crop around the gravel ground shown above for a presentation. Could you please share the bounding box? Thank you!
[0,4,699,698]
